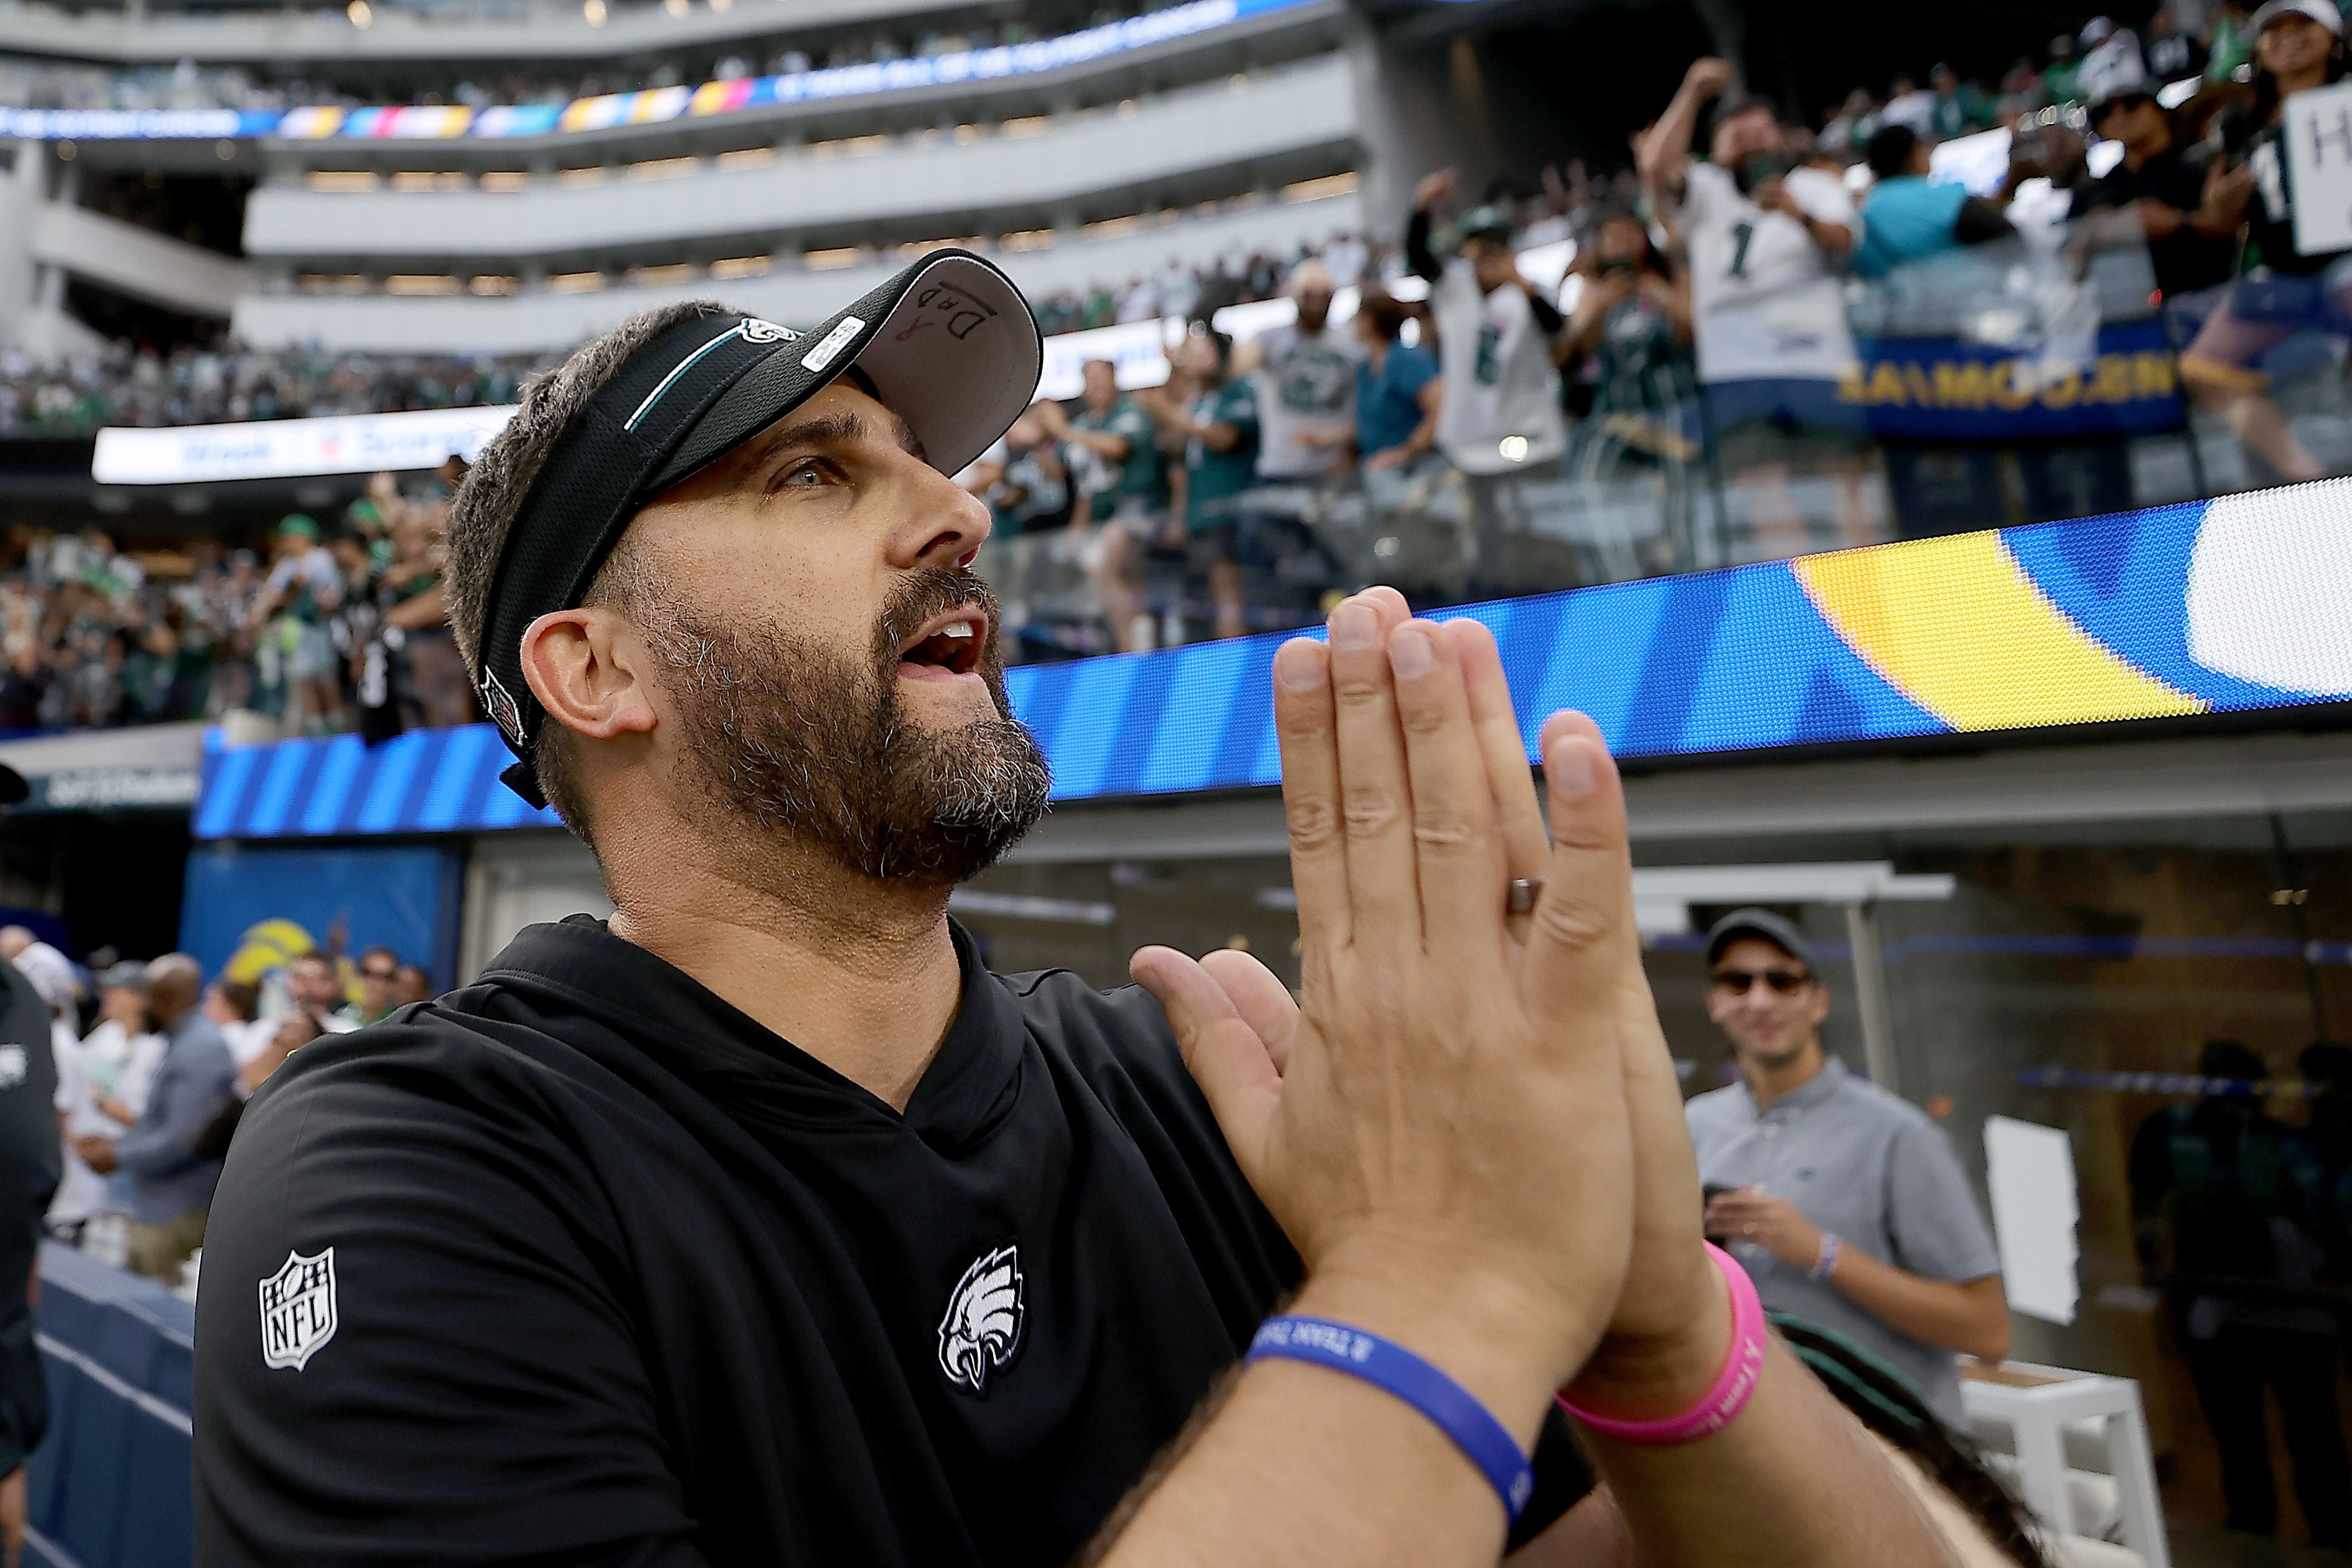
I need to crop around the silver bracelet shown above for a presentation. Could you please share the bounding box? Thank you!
[1812,1231,1842,1281]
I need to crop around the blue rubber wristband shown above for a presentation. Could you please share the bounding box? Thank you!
[1247,1314,1534,1524]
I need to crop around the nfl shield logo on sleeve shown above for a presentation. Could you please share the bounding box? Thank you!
[259,1247,338,1371]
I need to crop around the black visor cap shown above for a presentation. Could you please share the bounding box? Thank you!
[468,248,1042,807]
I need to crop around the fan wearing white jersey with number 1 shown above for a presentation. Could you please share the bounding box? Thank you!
[1639,57,1878,555]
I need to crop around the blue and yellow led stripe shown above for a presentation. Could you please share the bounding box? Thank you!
[190,480,2352,840]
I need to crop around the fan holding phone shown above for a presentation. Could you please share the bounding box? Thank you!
[1687,909,2011,1432]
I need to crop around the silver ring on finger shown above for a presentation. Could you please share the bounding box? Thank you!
[1506,876,1546,915]
[1744,1222,1757,1237]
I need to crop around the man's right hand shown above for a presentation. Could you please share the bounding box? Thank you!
[1134,590,1649,1424]
[0,1464,24,1568]
[1682,56,1736,101]
[1413,167,1458,214]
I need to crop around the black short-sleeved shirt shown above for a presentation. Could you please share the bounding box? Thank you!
[195,917,1590,1565]
[0,959,56,1477]
[2071,143,2238,298]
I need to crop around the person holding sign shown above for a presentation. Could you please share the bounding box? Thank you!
[2179,0,2352,481]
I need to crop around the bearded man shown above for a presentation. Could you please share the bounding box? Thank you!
[192,253,1962,1568]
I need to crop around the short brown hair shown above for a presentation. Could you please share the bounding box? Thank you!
[444,298,730,842]
[1353,288,1411,344]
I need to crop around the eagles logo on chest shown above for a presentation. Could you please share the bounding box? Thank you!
[937,1243,1024,1396]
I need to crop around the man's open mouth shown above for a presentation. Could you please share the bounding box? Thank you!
[896,607,989,678]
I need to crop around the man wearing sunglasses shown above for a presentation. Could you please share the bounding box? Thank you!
[2070,56,2238,303]
[1686,909,2009,1428]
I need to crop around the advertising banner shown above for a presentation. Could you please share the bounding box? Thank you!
[92,404,517,486]
[1839,317,2186,441]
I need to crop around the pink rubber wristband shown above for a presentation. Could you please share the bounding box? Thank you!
[1554,1242,1767,1445]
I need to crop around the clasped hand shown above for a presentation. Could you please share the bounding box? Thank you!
[1132,589,1727,1422]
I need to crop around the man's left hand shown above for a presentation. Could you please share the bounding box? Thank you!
[1705,1188,1822,1271]
[74,1137,116,1175]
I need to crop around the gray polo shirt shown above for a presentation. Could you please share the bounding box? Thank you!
[1684,1057,2001,1429]
[110,1009,236,1226]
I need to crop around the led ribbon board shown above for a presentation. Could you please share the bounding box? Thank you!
[0,0,1307,142]
[190,480,2352,839]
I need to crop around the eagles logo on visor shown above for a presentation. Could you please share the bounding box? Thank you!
[465,249,1042,811]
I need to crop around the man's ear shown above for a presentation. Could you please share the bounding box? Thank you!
[516,608,660,744]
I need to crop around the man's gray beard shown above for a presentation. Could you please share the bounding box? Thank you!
[639,584,1050,887]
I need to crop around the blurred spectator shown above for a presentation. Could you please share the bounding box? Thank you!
[1245,261,1360,486]
[1406,169,1568,597]
[75,962,164,1127]
[203,979,271,1071]
[72,955,235,1283]
[1036,360,1174,652]
[48,961,156,1241]
[1641,59,1874,554]
[2045,29,2088,102]
[391,965,435,1009]
[1561,208,1697,580]
[1351,289,1443,471]
[1927,62,1994,137]
[287,952,359,1033]
[355,946,402,1026]
[2130,1040,2351,1548]
[2210,0,2259,79]
[1851,124,2016,278]
[2004,116,2097,233]
[2180,0,2352,482]
[235,1012,323,1100]
[968,403,1077,647]
[1818,87,1882,161]
[2073,60,2240,301]
[373,486,476,734]
[972,404,1075,539]
[255,515,347,734]
[1137,330,1258,640]
[1996,56,2051,121]
[1879,74,1938,135]
[1238,260,1359,626]
[2145,4,2211,81]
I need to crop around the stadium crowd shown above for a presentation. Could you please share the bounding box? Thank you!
[2,925,436,1293]
[977,0,2352,649]
[0,467,475,736]
[0,343,543,436]
[10,1,2352,689]
[0,241,1369,435]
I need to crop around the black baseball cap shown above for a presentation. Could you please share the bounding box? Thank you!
[1705,909,1817,972]
[470,247,1043,806]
